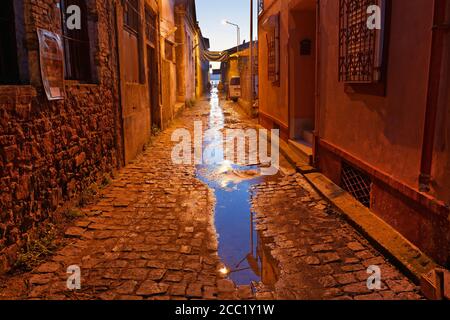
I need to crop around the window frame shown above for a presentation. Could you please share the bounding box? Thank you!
[338,0,387,84]
[0,1,23,86]
[60,0,93,82]
[266,13,280,86]
[124,0,140,35]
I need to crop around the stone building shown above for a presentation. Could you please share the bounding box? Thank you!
[0,0,208,273]
[0,0,122,272]
[175,0,210,103]
[219,41,258,116]
[258,0,450,266]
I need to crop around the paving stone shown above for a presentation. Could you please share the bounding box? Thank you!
[115,281,138,295]
[318,275,337,288]
[342,282,371,294]
[319,252,341,264]
[29,274,53,285]
[354,293,383,300]
[147,269,166,281]
[203,286,217,299]
[237,285,253,299]
[136,280,169,296]
[347,242,365,252]
[35,262,61,273]
[311,244,334,253]
[121,268,148,281]
[186,283,203,298]
[169,284,187,296]
[385,279,417,293]
[65,227,85,238]
[335,273,357,285]
[304,256,321,265]
[118,295,143,300]
[217,279,235,293]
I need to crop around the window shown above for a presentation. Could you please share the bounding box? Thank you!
[124,0,140,34]
[266,14,280,85]
[145,7,157,46]
[122,0,142,83]
[165,40,174,62]
[0,1,19,84]
[339,0,386,83]
[230,77,241,86]
[61,0,91,82]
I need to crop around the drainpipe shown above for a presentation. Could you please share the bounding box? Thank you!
[113,1,126,167]
[419,0,449,192]
[312,0,321,167]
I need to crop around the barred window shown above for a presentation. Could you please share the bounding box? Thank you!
[266,14,280,85]
[61,0,91,82]
[339,0,385,83]
[124,0,140,34]
[0,0,19,84]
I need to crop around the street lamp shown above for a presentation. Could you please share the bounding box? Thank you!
[223,20,241,54]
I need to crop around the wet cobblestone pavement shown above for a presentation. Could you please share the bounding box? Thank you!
[0,94,422,300]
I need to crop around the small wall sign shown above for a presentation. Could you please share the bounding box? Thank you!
[37,28,65,101]
[300,39,312,56]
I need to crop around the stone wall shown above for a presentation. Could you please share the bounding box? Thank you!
[0,0,122,273]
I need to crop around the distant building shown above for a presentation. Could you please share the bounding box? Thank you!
[220,41,258,117]
[175,0,210,103]
[211,69,221,82]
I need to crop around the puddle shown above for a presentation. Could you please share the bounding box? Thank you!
[196,89,279,286]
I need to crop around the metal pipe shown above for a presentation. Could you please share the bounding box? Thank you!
[419,0,449,192]
[250,0,254,105]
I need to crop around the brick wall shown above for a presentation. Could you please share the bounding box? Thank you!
[0,0,123,273]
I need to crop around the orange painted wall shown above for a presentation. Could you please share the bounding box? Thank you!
[431,0,450,205]
[317,0,433,190]
[258,0,289,130]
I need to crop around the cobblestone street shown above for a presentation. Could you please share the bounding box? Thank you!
[0,94,422,300]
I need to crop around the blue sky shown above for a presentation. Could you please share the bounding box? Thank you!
[196,0,258,52]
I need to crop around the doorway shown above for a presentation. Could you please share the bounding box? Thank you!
[289,1,317,148]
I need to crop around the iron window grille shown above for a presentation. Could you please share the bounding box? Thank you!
[0,1,19,84]
[338,0,385,83]
[60,0,91,82]
[266,14,280,85]
[341,162,372,208]
[124,0,140,34]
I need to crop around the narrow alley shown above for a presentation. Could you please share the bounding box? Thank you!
[0,92,422,300]
[1,0,449,309]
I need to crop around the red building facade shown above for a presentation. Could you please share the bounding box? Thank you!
[258,0,450,266]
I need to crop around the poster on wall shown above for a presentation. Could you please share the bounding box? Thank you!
[37,28,65,101]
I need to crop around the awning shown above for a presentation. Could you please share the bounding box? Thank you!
[201,50,230,62]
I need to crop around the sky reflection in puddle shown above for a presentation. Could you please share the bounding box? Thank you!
[196,90,265,285]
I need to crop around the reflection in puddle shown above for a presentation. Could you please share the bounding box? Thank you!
[196,89,279,286]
